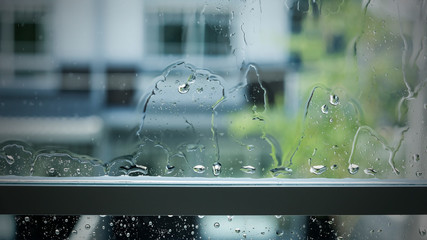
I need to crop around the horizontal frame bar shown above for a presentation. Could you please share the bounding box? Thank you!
[1,177,427,215]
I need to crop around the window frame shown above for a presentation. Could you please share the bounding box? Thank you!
[1,177,426,215]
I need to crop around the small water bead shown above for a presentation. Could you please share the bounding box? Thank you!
[235,228,241,233]
[48,167,55,174]
[416,172,423,177]
[126,232,130,238]
[310,165,327,175]
[413,154,420,161]
[193,165,206,173]
[212,162,222,176]
[276,230,284,236]
[419,227,427,236]
[329,94,340,106]
[331,164,338,170]
[240,165,256,174]
[72,230,78,234]
[348,164,359,174]
[214,222,220,228]
[85,224,91,230]
[178,83,190,94]
[5,155,14,165]
[227,216,233,222]
[321,104,329,114]
[364,168,377,176]
[55,229,60,235]
[196,87,203,94]
[24,216,30,222]
[246,145,255,151]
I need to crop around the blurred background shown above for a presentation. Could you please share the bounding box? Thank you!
[0,0,425,179]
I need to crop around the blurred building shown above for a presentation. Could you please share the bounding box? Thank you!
[0,0,290,160]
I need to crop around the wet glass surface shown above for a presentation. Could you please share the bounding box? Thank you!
[0,0,426,238]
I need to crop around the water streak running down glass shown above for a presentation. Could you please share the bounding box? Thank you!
[0,0,426,238]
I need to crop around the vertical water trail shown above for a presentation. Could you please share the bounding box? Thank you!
[287,85,328,166]
[395,0,415,123]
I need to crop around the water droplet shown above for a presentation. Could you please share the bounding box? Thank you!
[55,229,60,235]
[330,94,340,106]
[235,228,241,233]
[348,164,359,174]
[166,164,175,174]
[198,215,204,219]
[72,230,77,234]
[310,165,327,175]
[270,167,293,176]
[227,216,233,222]
[424,103,427,110]
[331,164,338,170]
[193,165,206,173]
[275,215,282,219]
[178,83,190,94]
[48,167,55,174]
[321,104,329,114]
[85,224,91,230]
[419,227,426,236]
[128,165,148,176]
[240,165,256,174]
[413,153,420,161]
[196,87,203,94]
[245,145,255,151]
[188,74,196,83]
[126,232,130,238]
[214,222,220,228]
[276,230,284,236]
[416,172,423,177]
[212,162,222,176]
[24,216,30,222]
[364,168,377,176]
[5,155,14,165]
[109,222,114,227]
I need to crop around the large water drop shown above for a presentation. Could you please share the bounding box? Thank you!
[212,162,222,176]
[329,94,340,106]
[321,104,329,114]
[240,165,256,174]
[193,165,206,173]
[364,168,377,176]
[270,167,293,176]
[348,164,359,174]
[310,165,327,175]
[178,83,190,94]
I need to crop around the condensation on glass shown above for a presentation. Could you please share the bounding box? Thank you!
[0,0,426,238]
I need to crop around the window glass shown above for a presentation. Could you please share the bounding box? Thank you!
[3,215,427,239]
[1,0,426,238]
[0,0,426,179]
